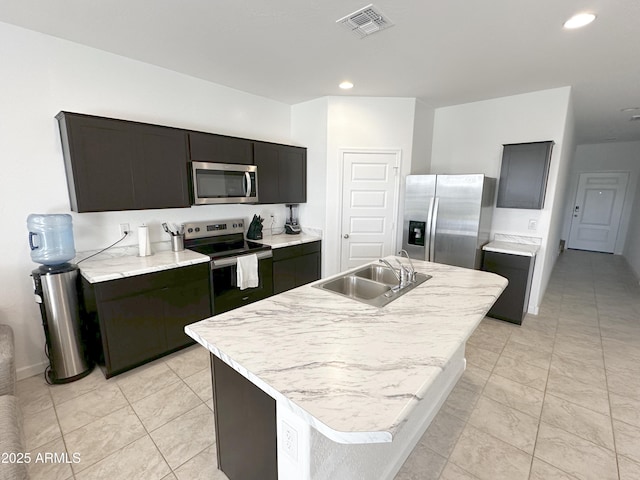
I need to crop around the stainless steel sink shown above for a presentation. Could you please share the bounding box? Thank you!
[319,275,391,299]
[314,264,431,307]
[352,264,402,286]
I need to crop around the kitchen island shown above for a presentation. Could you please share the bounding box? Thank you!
[185,256,507,480]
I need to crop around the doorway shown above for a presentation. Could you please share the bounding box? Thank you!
[339,149,401,271]
[568,172,629,253]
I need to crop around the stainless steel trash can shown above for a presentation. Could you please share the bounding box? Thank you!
[32,263,93,383]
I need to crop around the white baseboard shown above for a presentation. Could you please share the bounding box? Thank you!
[17,361,48,381]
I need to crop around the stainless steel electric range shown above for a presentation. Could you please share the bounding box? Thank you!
[183,219,273,315]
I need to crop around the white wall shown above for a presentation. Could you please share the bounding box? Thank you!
[0,21,293,378]
[431,87,573,313]
[542,97,575,297]
[291,98,329,272]
[411,100,435,174]
[624,178,640,280]
[561,141,640,255]
[324,97,417,276]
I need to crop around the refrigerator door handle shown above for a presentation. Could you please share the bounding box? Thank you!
[429,197,440,261]
[425,197,435,261]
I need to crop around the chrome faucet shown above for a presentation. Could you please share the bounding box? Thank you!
[397,249,416,283]
[379,259,403,288]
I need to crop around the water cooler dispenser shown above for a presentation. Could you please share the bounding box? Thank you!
[28,214,92,383]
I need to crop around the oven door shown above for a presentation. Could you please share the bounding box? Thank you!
[211,251,273,315]
[192,162,258,205]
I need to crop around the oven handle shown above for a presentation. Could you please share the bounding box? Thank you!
[211,250,273,270]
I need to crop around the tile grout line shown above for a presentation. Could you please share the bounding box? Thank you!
[526,299,559,480]
[594,259,623,480]
[442,319,515,480]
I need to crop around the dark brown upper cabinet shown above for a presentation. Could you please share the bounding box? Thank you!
[188,132,253,164]
[56,112,190,212]
[253,142,307,204]
[497,141,554,210]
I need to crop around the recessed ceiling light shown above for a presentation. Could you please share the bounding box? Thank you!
[621,107,640,112]
[563,13,596,29]
[339,81,354,90]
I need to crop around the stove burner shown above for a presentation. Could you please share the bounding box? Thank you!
[183,219,271,260]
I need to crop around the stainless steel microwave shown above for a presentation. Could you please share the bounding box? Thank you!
[191,162,258,205]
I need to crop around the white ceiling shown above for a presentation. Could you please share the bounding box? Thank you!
[2,0,640,144]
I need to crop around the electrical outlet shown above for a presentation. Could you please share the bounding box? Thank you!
[119,223,130,236]
[528,219,537,231]
[282,420,298,461]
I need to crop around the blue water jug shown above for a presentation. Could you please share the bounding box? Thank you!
[27,214,76,265]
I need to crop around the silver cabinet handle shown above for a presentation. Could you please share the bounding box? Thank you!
[343,234,350,239]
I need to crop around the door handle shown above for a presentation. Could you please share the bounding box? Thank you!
[429,198,439,261]
[343,234,349,239]
[244,172,252,197]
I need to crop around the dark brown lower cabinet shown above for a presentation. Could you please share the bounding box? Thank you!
[272,240,321,294]
[82,263,211,377]
[482,251,535,325]
[211,355,277,480]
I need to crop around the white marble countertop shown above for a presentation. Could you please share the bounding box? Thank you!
[185,257,507,444]
[252,231,322,249]
[483,241,540,257]
[79,245,210,283]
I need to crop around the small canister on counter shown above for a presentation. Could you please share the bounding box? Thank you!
[171,234,184,252]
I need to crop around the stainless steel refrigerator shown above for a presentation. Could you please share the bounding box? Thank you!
[402,174,496,269]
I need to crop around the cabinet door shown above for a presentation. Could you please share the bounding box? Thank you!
[58,113,137,212]
[99,293,167,374]
[91,264,211,376]
[482,252,533,324]
[212,356,277,480]
[296,253,320,287]
[497,141,553,209]
[272,257,297,294]
[253,142,281,204]
[163,278,212,351]
[57,112,190,212]
[272,242,321,294]
[133,125,190,209]
[279,146,307,204]
[188,132,253,164]
[254,142,307,204]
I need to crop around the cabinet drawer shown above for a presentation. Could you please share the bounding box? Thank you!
[301,241,321,255]
[272,245,302,262]
[483,251,531,271]
[95,263,208,301]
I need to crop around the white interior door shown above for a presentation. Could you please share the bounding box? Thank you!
[568,172,629,253]
[340,150,401,270]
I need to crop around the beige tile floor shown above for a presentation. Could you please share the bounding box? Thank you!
[17,250,640,480]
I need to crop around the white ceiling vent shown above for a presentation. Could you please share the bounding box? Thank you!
[336,4,393,38]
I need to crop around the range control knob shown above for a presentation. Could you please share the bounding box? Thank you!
[195,227,200,232]
[187,228,193,233]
